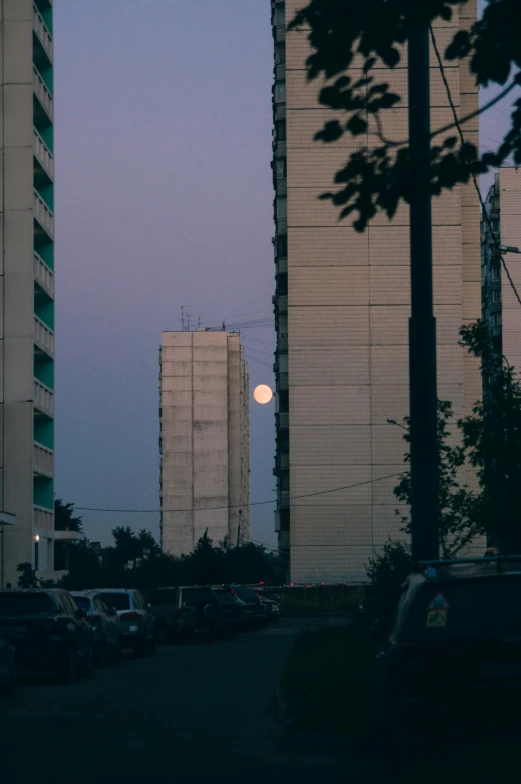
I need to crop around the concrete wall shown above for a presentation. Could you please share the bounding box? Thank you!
[497,168,521,372]
[160,331,250,556]
[282,0,482,582]
[0,0,55,585]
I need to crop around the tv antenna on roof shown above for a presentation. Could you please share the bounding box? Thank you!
[181,305,190,332]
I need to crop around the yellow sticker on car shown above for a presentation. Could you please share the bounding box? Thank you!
[426,609,447,628]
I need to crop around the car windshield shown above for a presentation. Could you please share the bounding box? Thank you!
[214,590,236,604]
[233,587,257,602]
[0,593,55,616]
[72,596,91,612]
[182,588,214,605]
[401,577,521,642]
[100,593,130,611]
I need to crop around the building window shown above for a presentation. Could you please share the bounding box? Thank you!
[275,119,286,142]
[277,274,288,296]
[274,6,285,27]
[277,197,287,220]
[276,158,287,180]
[275,82,286,103]
[279,354,288,373]
[275,42,286,64]
[491,265,501,280]
[492,289,501,303]
[277,235,288,257]
[491,312,501,327]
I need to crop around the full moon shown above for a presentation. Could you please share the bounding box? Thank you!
[253,384,273,405]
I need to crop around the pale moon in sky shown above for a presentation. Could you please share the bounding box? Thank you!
[253,384,273,405]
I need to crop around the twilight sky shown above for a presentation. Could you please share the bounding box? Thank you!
[54,1,514,548]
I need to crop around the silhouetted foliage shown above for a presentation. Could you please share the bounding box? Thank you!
[288,0,521,229]
[16,562,39,589]
[393,400,483,558]
[364,541,413,625]
[54,499,83,533]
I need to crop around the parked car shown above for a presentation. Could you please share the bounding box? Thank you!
[374,557,521,768]
[212,587,244,637]
[227,585,264,628]
[146,586,221,642]
[71,591,122,667]
[0,589,94,683]
[0,630,15,697]
[256,593,281,621]
[97,589,155,658]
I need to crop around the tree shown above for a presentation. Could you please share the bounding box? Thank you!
[364,541,413,625]
[16,562,39,589]
[288,0,521,230]
[393,400,483,557]
[54,499,83,533]
[459,322,521,553]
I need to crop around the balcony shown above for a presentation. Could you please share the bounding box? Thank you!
[34,378,54,418]
[276,453,289,471]
[33,2,53,63]
[33,128,54,182]
[34,251,54,299]
[33,190,54,240]
[278,334,288,352]
[33,442,54,478]
[277,295,288,313]
[275,25,285,42]
[276,412,289,430]
[34,315,54,358]
[278,531,290,550]
[276,257,288,275]
[278,372,288,391]
[279,491,290,510]
[274,140,286,157]
[34,505,54,534]
[33,66,53,123]
[277,180,287,197]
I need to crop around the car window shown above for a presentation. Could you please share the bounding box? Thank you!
[93,598,105,615]
[0,593,55,616]
[232,586,257,602]
[214,590,236,605]
[100,593,130,611]
[72,596,91,613]
[400,577,521,642]
[181,588,214,605]
[64,595,78,615]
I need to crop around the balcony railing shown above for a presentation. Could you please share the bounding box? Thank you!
[278,531,290,549]
[277,453,289,471]
[277,295,288,313]
[33,442,54,478]
[275,25,285,42]
[34,315,54,357]
[34,378,54,418]
[34,505,54,534]
[34,251,54,299]
[33,189,54,240]
[33,2,53,62]
[278,334,288,352]
[276,257,287,275]
[278,372,288,391]
[276,412,289,430]
[33,128,54,181]
[33,66,53,121]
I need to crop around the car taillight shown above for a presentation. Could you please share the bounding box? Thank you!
[120,612,140,621]
[87,614,100,626]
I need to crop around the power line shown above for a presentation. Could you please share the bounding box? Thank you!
[430,25,521,310]
[75,472,404,514]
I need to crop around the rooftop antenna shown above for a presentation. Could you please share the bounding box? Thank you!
[222,320,226,331]
[186,314,193,332]
[198,317,202,329]
[181,305,190,332]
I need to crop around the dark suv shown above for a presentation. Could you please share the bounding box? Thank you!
[145,586,221,642]
[374,557,521,766]
[0,589,94,682]
[228,585,264,628]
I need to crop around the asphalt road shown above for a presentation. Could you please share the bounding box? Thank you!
[0,618,384,784]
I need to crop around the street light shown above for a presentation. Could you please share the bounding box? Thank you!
[34,533,40,572]
[500,245,521,255]
[386,418,410,432]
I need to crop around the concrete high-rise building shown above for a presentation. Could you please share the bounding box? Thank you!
[481,168,521,373]
[0,0,55,586]
[159,331,250,556]
[271,0,481,582]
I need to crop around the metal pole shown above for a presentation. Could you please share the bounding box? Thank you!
[408,22,439,562]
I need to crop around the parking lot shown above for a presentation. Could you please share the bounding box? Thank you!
[0,618,382,784]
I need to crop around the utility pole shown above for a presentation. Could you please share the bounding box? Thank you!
[407,22,439,563]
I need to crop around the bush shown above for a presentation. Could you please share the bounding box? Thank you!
[363,541,412,626]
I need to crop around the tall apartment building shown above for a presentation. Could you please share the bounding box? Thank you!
[159,331,250,556]
[0,0,55,587]
[271,0,481,582]
[482,168,521,373]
